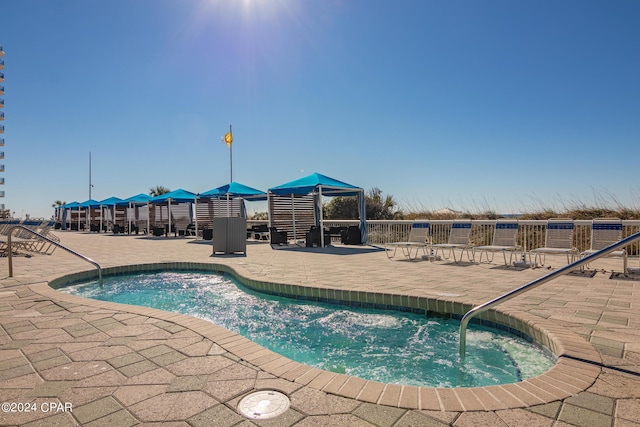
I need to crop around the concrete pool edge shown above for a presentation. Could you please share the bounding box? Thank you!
[39,262,603,411]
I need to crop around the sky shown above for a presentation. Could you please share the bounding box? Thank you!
[1,0,639,219]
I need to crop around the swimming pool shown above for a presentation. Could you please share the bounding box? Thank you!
[61,271,555,388]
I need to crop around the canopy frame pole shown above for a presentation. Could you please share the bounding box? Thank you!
[291,194,296,241]
[168,199,172,237]
[195,196,199,239]
[319,185,324,247]
[128,202,132,234]
[147,201,150,236]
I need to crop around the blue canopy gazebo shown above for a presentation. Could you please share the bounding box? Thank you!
[116,194,152,233]
[60,201,80,230]
[148,189,197,236]
[76,199,100,231]
[268,172,367,246]
[97,196,123,232]
[196,181,267,238]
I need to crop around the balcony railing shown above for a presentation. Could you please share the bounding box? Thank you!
[322,219,640,257]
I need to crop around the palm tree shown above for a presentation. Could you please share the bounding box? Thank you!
[149,186,170,197]
[51,200,66,208]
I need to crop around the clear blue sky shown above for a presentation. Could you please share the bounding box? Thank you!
[1,0,639,218]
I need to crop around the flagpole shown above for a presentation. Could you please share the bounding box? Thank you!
[89,151,92,200]
[229,124,233,183]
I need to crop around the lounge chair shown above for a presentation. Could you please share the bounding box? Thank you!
[530,219,577,268]
[0,220,59,256]
[12,220,45,253]
[385,221,431,260]
[579,218,627,273]
[0,219,27,255]
[474,221,521,266]
[431,220,474,263]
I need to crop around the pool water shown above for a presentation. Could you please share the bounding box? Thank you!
[62,271,555,388]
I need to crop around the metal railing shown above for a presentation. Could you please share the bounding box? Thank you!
[7,225,103,285]
[459,230,640,358]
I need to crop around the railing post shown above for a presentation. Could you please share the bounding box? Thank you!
[7,231,13,277]
[6,225,103,286]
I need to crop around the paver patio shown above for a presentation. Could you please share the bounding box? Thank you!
[1,232,639,426]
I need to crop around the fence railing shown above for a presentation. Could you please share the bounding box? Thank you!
[314,219,640,256]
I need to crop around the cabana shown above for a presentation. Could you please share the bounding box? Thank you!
[59,201,80,230]
[97,196,123,233]
[76,199,100,232]
[148,189,196,236]
[116,193,152,234]
[197,181,267,240]
[268,172,368,247]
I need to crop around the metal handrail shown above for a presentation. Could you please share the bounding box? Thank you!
[459,230,640,358]
[7,225,103,285]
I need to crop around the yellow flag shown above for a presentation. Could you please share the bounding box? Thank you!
[224,132,233,146]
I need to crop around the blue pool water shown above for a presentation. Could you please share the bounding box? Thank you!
[62,271,555,388]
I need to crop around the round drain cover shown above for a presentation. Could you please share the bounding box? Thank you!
[238,390,290,420]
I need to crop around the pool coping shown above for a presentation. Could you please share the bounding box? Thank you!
[37,261,603,412]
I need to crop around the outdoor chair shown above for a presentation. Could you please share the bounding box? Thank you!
[385,221,431,260]
[306,226,330,247]
[341,226,361,245]
[431,220,474,263]
[580,218,627,273]
[329,226,348,244]
[202,228,213,240]
[0,220,29,255]
[249,224,269,240]
[184,223,196,236]
[530,219,577,268]
[12,220,43,253]
[23,220,59,255]
[269,227,288,245]
[474,221,521,266]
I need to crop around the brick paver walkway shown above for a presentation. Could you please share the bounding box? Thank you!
[1,232,639,426]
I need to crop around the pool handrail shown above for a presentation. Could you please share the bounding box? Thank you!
[459,230,640,358]
[6,225,103,286]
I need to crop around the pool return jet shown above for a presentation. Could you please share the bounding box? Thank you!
[459,230,640,358]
